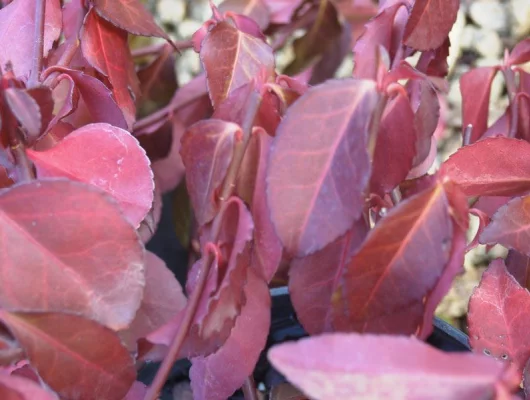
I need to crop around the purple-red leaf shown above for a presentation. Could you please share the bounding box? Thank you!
[0,374,58,400]
[0,311,136,400]
[460,66,500,144]
[267,78,379,257]
[28,123,154,228]
[119,251,187,350]
[370,91,416,194]
[268,333,519,399]
[218,0,271,30]
[249,129,282,282]
[441,137,530,197]
[180,119,241,226]
[0,0,61,79]
[190,268,270,400]
[468,259,530,375]
[0,179,145,330]
[289,218,368,335]
[506,250,530,290]
[332,182,453,334]
[200,20,275,108]
[403,0,460,51]
[93,0,171,41]
[480,195,530,255]
[81,9,139,129]
[3,89,41,143]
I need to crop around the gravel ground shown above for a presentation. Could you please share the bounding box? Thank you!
[142,0,530,329]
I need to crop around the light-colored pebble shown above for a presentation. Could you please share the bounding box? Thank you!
[157,0,186,25]
[177,19,203,39]
[469,0,509,33]
[473,29,503,59]
[448,8,466,74]
[510,0,530,38]
[460,25,478,50]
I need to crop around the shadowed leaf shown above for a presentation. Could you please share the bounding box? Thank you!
[218,0,270,29]
[403,0,459,50]
[0,311,136,400]
[181,119,241,226]
[0,374,58,399]
[190,268,270,400]
[0,0,61,79]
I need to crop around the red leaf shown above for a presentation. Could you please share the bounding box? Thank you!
[181,119,241,226]
[403,0,459,50]
[48,67,128,129]
[353,3,407,80]
[333,182,453,334]
[148,197,254,357]
[150,77,211,193]
[81,9,139,129]
[190,268,270,400]
[200,20,275,108]
[0,180,145,330]
[0,311,136,400]
[28,123,154,227]
[508,38,530,67]
[268,333,520,399]
[124,381,147,400]
[119,251,187,350]
[468,259,530,375]
[506,250,530,290]
[480,195,530,255]
[441,137,530,197]
[93,0,171,41]
[267,79,379,257]
[62,0,86,41]
[370,91,416,194]
[460,66,500,144]
[289,218,368,335]
[474,196,511,218]
[218,0,271,30]
[0,0,61,79]
[0,374,58,399]
[3,89,41,143]
[407,79,440,167]
[262,0,303,24]
[249,130,282,282]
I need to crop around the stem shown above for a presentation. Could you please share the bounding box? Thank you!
[143,89,262,400]
[503,67,519,138]
[462,124,473,146]
[132,40,193,58]
[367,96,388,160]
[242,376,259,400]
[10,129,34,182]
[28,0,46,88]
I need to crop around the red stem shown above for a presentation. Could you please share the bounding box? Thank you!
[132,40,193,58]
[143,89,262,400]
[28,0,46,88]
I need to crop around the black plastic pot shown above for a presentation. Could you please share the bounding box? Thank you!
[140,193,472,399]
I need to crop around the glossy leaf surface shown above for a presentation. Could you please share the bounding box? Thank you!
[480,195,530,256]
[267,78,379,257]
